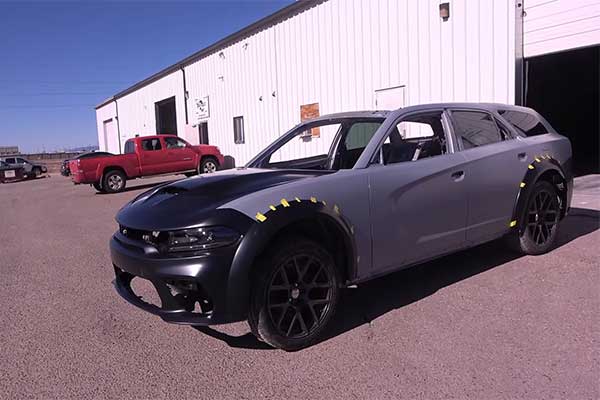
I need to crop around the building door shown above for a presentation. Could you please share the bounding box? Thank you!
[155,96,178,135]
[375,86,406,111]
[103,118,117,153]
[198,122,209,144]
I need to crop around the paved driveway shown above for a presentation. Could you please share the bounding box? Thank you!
[1,175,598,399]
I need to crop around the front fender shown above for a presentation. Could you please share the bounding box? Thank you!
[224,198,357,319]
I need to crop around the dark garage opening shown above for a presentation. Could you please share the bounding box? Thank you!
[525,45,599,176]
[155,96,178,135]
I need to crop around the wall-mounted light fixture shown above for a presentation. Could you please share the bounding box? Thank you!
[259,95,263,101]
[185,91,189,100]
[243,43,249,50]
[219,51,225,59]
[439,2,450,21]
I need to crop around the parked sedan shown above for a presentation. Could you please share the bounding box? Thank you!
[61,151,114,176]
[111,103,572,351]
[0,160,26,183]
[1,156,47,178]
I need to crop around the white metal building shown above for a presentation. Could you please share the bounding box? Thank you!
[96,0,599,173]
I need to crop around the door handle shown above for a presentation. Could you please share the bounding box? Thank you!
[518,152,527,161]
[451,171,465,181]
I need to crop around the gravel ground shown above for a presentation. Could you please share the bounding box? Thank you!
[0,174,598,399]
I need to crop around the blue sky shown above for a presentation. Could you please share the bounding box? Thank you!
[0,0,293,153]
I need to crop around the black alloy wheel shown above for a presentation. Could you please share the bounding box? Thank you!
[511,180,561,255]
[267,254,335,338]
[249,237,341,351]
[524,186,559,246]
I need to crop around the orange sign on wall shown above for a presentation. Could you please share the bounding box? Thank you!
[300,102,320,138]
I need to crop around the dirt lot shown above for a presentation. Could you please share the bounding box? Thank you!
[1,174,598,399]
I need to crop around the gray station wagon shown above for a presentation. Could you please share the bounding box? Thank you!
[111,103,572,351]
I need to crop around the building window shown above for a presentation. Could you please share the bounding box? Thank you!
[233,116,245,144]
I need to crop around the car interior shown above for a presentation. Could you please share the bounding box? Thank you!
[380,111,447,165]
[259,112,448,171]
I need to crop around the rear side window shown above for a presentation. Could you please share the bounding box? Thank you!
[124,141,135,154]
[499,110,548,137]
[451,111,502,150]
[141,138,162,151]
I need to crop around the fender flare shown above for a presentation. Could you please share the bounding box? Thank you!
[510,154,568,231]
[224,198,357,319]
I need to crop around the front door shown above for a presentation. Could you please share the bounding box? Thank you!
[164,137,196,172]
[368,110,469,273]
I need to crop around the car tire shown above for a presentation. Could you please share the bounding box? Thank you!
[102,170,126,193]
[92,182,105,193]
[248,236,341,351]
[32,167,42,178]
[508,180,561,255]
[199,157,218,174]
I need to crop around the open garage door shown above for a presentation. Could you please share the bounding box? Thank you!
[525,45,599,175]
[155,96,177,135]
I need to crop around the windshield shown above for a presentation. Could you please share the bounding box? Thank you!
[247,118,384,170]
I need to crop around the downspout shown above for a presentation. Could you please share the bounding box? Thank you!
[182,67,189,125]
[515,0,525,105]
[115,99,122,154]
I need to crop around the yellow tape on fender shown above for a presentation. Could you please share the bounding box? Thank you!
[269,205,276,211]
[528,164,534,170]
[310,196,317,203]
[256,212,267,222]
[280,198,290,207]
[509,220,517,227]
[520,182,526,188]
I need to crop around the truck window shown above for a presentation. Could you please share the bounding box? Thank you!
[141,138,162,151]
[124,141,135,154]
[164,137,187,149]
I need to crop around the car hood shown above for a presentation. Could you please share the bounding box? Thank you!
[116,168,332,230]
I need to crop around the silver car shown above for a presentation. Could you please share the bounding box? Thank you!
[1,156,47,178]
[111,103,573,350]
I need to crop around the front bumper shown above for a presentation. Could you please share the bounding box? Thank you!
[110,232,244,325]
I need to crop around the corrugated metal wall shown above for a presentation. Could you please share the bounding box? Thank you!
[97,0,516,165]
[96,101,118,153]
[524,0,600,58]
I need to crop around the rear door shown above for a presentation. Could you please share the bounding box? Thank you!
[447,108,529,244]
[138,137,167,175]
[164,137,196,172]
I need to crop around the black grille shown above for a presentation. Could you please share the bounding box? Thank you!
[119,225,160,246]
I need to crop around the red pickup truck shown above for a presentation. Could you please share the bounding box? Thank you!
[70,135,224,193]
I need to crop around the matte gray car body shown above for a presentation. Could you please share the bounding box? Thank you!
[112,103,573,330]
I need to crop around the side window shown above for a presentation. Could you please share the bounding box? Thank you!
[451,110,502,150]
[233,116,245,144]
[5,158,15,164]
[344,122,381,150]
[16,158,27,164]
[164,137,187,149]
[380,111,448,165]
[499,109,548,137]
[124,140,135,154]
[141,138,162,151]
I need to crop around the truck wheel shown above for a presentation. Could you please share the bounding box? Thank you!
[92,182,105,193]
[199,157,218,174]
[248,237,341,351]
[102,170,126,193]
[508,181,560,255]
[32,167,42,178]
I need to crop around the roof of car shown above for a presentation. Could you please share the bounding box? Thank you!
[311,103,535,123]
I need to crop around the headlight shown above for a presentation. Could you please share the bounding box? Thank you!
[161,226,240,254]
